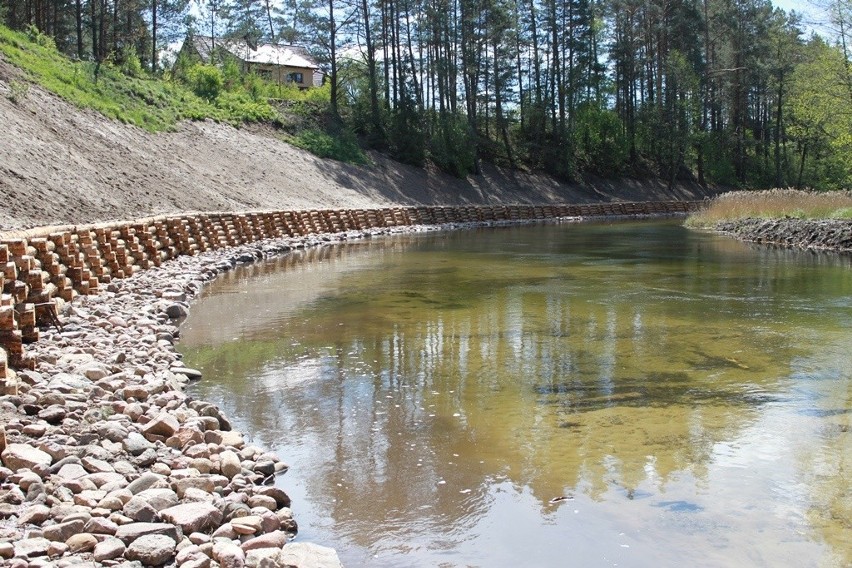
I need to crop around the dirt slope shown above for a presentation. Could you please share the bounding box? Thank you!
[0,56,720,232]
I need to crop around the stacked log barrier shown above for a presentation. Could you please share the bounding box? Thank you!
[0,201,704,372]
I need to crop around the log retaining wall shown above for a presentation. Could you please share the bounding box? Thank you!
[0,201,703,380]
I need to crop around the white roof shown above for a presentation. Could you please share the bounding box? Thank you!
[190,36,319,70]
[235,43,318,69]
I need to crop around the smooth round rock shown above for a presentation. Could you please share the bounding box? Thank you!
[126,534,176,566]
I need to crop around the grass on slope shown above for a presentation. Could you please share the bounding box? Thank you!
[0,25,275,131]
[686,189,852,228]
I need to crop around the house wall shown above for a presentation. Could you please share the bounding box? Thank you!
[249,64,314,88]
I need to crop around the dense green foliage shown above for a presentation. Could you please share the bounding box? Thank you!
[289,128,369,164]
[2,0,850,187]
[0,25,273,129]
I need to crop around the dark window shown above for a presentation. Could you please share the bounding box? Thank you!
[287,72,304,84]
[257,69,272,80]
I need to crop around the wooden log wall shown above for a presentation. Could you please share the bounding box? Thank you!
[0,202,702,377]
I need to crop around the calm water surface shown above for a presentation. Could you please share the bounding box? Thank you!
[179,221,852,567]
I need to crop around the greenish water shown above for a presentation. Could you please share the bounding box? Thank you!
[180,221,852,567]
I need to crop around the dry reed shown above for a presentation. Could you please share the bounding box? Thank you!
[686,189,852,227]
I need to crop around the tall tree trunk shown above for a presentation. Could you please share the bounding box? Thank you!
[494,36,514,167]
[75,0,84,59]
[90,0,99,61]
[361,0,384,144]
[328,0,339,119]
[459,0,480,173]
[403,7,423,110]
[774,71,784,187]
[151,0,158,71]
[797,142,807,188]
[264,0,275,38]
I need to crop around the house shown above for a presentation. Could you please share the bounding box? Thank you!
[180,35,322,89]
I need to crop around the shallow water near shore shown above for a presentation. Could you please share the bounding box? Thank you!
[179,220,851,567]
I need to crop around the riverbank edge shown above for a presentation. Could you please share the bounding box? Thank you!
[712,217,852,253]
[0,205,699,568]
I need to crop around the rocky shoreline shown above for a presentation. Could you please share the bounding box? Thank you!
[715,218,852,253]
[2,216,622,568]
[0,228,395,568]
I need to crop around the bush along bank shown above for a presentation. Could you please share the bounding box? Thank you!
[0,203,702,568]
[714,218,852,253]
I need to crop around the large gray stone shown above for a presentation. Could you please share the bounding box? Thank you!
[142,413,180,439]
[96,422,130,443]
[37,405,67,424]
[219,450,241,479]
[135,487,179,511]
[126,534,176,566]
[166,303,188,319]
[173,476,215,498]
[81,456,114,473]
[123,496,159,522]
[123,432,154,456]
[240,530,288,552]
[127,472,164,495]
[275,543,344,568]
[159,501,223,534]
[93,537,126,562]
[213,540,246,568]
[1,443,52,471]
[66,532,98,553]
[171,367,202,381]
[85,471,128,488]
[115,522,180,545]
[56,462,87,480]
[42,519,85,542]
[17,503,50,525]
[84,516,119,535]
[245,548,281,568]
[254,486,291,509]
[46,373,91,393]
[13,537,52,558]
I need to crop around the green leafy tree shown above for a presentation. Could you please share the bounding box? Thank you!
[787,36,852,188]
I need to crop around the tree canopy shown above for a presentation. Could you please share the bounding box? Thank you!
[2,0,851,188]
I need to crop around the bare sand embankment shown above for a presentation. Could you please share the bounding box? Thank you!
[0,55,719,233]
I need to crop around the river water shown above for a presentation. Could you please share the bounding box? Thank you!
[179,221,851,567]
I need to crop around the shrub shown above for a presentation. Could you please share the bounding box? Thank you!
[222,59,241,91]
[428,113,476,178]
[120,46,144,78]
[25,24,56,50]
[8,79,29,103]
[291,128,368,165]
[187,64,223,101]
[216,91,276,122]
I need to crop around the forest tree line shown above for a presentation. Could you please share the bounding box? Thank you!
[2,0,851,188]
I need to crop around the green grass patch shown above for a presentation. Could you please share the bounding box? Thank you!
[0,24,280,131]
[289,128,369,165]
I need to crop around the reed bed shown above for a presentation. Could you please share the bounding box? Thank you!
[686,189,852,227]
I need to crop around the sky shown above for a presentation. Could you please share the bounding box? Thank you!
[770,0,832,36]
